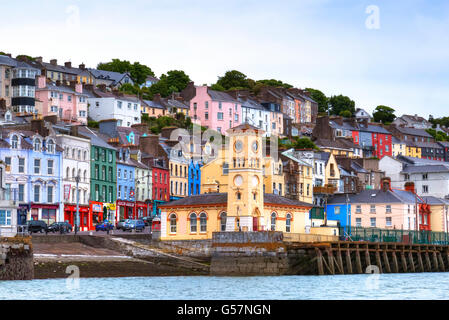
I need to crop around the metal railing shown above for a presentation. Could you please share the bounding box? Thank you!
[283,233,339,243]
[340,226,449,245]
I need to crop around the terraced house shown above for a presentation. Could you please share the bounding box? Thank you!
[78,126,116,228]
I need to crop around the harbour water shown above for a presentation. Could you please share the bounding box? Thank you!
[1,273,449,299]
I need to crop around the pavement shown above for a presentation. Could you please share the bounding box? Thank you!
[31,227,152,237]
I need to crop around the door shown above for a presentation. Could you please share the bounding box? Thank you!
[253,217,258,232]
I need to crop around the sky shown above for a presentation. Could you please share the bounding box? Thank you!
[2,0,449,117]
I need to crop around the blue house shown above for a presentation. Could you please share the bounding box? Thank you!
[326,195,352,235]
[0,129,63,225]
[116,148,136,220]
[188,160,202,196]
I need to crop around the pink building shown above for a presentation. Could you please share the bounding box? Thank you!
[35,75,88,125]
[189,86,242,135]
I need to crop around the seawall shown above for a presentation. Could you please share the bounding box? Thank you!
[0,237,34,280]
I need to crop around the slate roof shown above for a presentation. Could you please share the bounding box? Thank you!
[393,126,432,137]
[402,165,449,174]
[88,68,131,86]
[160,193,313,208]
[0,55,17,67]
[207,89,238,102]
[328,189,421,205]
[142,99,165,110]
[78,126,117,150]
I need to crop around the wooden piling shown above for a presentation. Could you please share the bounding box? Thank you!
[392,251,399,273]
[346,250,353,274]
[408,252,415,273]
[327,250,335,275]
[315,248,324,275]
[365,248,371,269]
[383,250,391,273]
[336,250,344,275]
[401,252,408,273]
[355,248,363,274]
[375,250,383,273]
[438,252,445,272]
[417,251,425,272]
[433,251,440,272]
[425,252,432,272]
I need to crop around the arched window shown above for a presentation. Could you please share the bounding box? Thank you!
[11,135,18,149]
[220,212,227,232]
[84,170,87,182]
[84,150,87,161]
[271,212,276,231]
[200,212,207,233]
[286,213,292,233]
[66,167,70,179]
[169,214,177,233]
[72,149,75,159]
[190,212,197,233]
[46,139,55,153]
[72,168,75,179]
[33,138,41,151]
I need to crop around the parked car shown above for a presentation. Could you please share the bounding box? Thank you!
[123,219,145,232]
[95,221,114,232]
[27,220,48,234]
[48,222,73,233]
[116,219,131,230]
[140,216,153,227]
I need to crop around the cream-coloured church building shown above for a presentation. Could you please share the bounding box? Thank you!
[159,124,336,240]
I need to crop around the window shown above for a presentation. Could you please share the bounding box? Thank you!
[205,101,208,109]
[200,212,207,233]
[117,101,122,109]
[386,217,392,227]
[423,185,429,193]
[335,206,341,215]
[170,214,177,233]
[356,205,361,213]
[356,218,362,227]
[370,205,376,213]
[218,102,222,110]
[0,210,11,226]
[422,174,428,180]
[386,205,392,213]
[34,185,40,202]
[220,212,227,231]
[286,214,292,233]
[18,184,24,202]
[217,112,223,120]
[47,160,54,175]
[271,212,276,231]
[190,213,197,233]
[33,138,41,151]
[370,217,376,227]
[11,135,18,149]
[47,186,53,203]
[34,159,40,174]
[118,169,121,179]
[205,112,209,120]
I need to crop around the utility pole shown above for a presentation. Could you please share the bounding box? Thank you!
[75,175,80,235]
[346,193,350,237]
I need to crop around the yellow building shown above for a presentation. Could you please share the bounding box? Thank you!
[405,142,421,158]
[392,137,406,157]
[425,197,449,232]
[159,124,316,240]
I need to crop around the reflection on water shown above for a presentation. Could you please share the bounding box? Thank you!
[1,273,448,300]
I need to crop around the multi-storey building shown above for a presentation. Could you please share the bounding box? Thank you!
[78,126,117,228]
[116,148,136,220]
[36,58,93,85]
[35,75,88,125]
[0,161,19,237]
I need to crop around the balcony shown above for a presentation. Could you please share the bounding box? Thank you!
[313,186,336,195]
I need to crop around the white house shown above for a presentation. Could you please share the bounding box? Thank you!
[240,98,273,137]
[379,155,449,199]
[0,161,18,237]
[86,88,141,127]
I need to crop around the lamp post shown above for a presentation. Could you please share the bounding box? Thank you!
[74,175,80,235]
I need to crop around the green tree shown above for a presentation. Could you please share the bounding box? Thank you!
[256,79,293,89]
[119,83,140,95]
[328,95,355,116]
[97,59,155,85]
[215,70,250,90]
[210,83,226,91]
[305,88,328,113]
[293,137,319,150]
[372,105,396,124]
[149,70,191,97]
[339,110,352,118]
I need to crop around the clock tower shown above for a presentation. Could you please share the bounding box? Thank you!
[225,123,265,231]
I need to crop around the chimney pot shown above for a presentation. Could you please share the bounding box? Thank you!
[64,61,72,68]
[50,59,57,66]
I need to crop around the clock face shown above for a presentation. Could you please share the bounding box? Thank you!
[252,141,258,152]
[234,140,243,153]
[252,175,259,187]
[234,175,243,187]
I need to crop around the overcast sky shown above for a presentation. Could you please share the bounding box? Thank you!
[2,0,449,117]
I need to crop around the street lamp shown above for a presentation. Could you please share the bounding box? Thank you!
[74,175,80,235]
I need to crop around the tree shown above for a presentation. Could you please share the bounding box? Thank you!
[97,59,155,85]
[119,83,140,95]
[328,95,355,116]
[210,83,226,91]
[149,70,191,97]
[215,70,250,90]
[305,88,328,113]
[372,105,396,124]
[257,79,293,89]
[339,110,352,118]
[293,137,319,150]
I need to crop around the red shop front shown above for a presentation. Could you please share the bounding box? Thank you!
[64,204,90,231]
[135,201,151,218]
[89,201,104,231]
[117,200,136,220]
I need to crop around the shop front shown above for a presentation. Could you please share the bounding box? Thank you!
[89,201,104,230]
[135,201,150,219]
[18,204,29,225]
[30,204,59,225]
[64,204,90,231]
[104,203,116,224]
[117,200,135,221]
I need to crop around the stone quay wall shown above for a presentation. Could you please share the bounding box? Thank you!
[0,237,34,280]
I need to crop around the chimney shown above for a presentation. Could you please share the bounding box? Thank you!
[153,93,162,104]
[50,59,57,66]
[35,57,43,63]
[70,125,79,137]
[31,118,48,136]
[43,115,58,125]
[381,177,391,192]
[405,182,415,194]
[131,123,149,135]
[140,135,160,157]
[84,84,94,92]
[160,126,180,140]
[64,61,72,68]
[79,63,86,70]
[0,99,6,110]
[98,119,118,137]
[56,80,61,86]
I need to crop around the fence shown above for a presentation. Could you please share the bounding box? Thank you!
[283,233,339,243]
[340,226,449,245]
